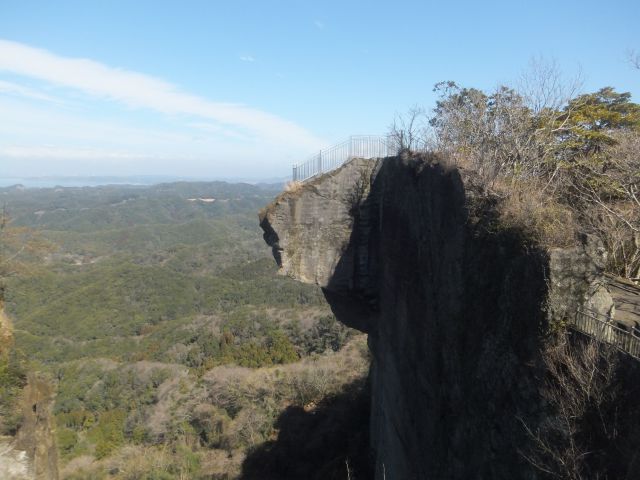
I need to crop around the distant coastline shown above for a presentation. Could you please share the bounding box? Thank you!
[0,175,288,188]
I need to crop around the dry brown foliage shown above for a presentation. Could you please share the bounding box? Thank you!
[567,131,640,279]
[491,177,578,248]
[520,336,618,480]
[62,336,369,479]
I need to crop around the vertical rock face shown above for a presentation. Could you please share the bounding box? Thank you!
[15,374,59,480]
[259,155,612,479]
[261,158,378,291]
[0,304,34,480]
[0,301,58,480]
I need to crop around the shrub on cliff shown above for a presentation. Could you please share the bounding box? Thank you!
[0,350,27,435]
[519,336,640,480]
[418,74,640,277]
[90,409,126,459]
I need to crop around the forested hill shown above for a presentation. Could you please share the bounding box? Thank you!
[2,181,281,268]
[2,181,282,230]
[1,180,333,362]
[0,181,368,479]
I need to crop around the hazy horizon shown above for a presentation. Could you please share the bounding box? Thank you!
[0,173,289,188]
[1,0,638,179]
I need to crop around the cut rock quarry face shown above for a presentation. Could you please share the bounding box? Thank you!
[259,154,627,479]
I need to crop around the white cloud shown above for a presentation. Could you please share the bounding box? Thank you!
[0,39,322,150]
[0,145,151,160]
[0,79,61,103]
[187,121,251,141]
[0,97,301,178]
[239,55,255,62]
[0,97,196,146]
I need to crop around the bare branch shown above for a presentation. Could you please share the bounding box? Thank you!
[520,336,618,479]
[388,105,429,152]
[627,49,640,70]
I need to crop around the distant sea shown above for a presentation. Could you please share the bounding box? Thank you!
[0,175,288,188]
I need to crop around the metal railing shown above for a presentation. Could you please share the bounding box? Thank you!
[572,309,640,359]
[292,135,399,182]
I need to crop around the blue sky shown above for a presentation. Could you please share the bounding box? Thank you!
[0,0,638,180]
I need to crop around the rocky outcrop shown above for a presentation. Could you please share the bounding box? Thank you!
[0,299,58,480]
[0,374,59,480]
[14,374,58,480]
[260,154,616,479]
[606,275,640,327]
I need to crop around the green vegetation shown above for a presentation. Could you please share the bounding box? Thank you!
[0,348,27,435]
[400,71,640,279]
[558,87,640,154]
[0,211,28,436]
[0,180,366,479]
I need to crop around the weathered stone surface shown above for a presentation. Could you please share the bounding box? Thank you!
[606,275,640,327]
[15,374,58,480]
[260,158,378,290]
[260,154,616,479]
[547,235,613,323]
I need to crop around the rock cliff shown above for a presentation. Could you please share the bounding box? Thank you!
[14,374,59,480]
[0,374,58,480]
[0,298,58,480]
[260,154,616,479]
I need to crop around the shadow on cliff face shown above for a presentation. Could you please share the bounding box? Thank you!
[258,152,640,478]
[240,377,373,480]
[602,356,640,478]
[318,153,552,479]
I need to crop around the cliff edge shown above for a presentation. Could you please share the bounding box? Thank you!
[259,154,620,479]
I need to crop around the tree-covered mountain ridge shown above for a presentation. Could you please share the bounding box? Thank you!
[0,180,370,479]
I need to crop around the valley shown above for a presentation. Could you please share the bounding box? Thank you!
[0,181,369,479]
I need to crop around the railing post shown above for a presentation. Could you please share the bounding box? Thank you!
[293,135,404,183]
